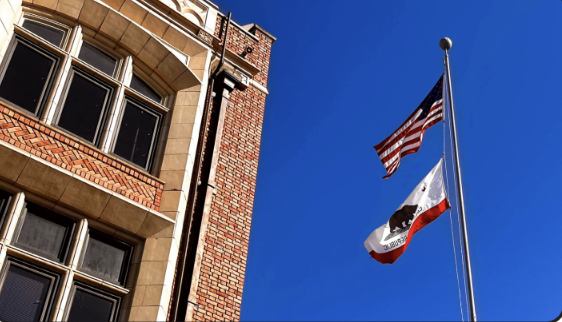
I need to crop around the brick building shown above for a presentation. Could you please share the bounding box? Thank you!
[0,0,274,320]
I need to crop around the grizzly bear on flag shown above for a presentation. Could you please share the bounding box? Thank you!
[388,205,418,232]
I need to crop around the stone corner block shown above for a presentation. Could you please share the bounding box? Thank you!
[59,175,112,219]
[136,210,174,238]
[16,156,73,201]
[99,194,149,235]
[0,140,30,183]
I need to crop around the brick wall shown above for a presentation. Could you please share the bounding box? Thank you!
[191,85,266,321]
[188,20,273,321]
[215,16,273,86]
[0,103,164,210]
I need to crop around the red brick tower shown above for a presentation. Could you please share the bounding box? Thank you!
[170,13,276,322]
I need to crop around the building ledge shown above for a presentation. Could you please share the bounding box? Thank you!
[0,139,174,238]
[242,23,276,43]
[0,102,164,211]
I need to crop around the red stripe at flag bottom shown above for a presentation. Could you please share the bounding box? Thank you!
[369,199,450,264]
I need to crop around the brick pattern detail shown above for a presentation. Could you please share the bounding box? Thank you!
[192,85,266,322]
[215,16,274,86]
[0,103,164,210]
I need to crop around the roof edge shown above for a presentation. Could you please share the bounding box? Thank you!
[242,23,276,43]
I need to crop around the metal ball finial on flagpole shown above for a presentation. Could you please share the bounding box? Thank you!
[440,37,477,322]
[440,37,453,51]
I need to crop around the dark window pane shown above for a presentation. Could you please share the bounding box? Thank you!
[57,71,111,143]
[113,101,160,169]
[15,203,74,262]
[0,41,57,114]
[17,215,65,259]
[22,20,64,47]
[78,43,117,76]
[130,75,161,102]
[0,264,53,321]
[81,231,132,284]
[67,287,118,321]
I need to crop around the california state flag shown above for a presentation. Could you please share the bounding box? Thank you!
[365,159,450,264]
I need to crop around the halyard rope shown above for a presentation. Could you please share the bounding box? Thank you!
[443,102,465,322]
[448,103,469,313]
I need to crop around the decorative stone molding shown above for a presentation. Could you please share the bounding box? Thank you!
[180,0,209,27]
[19,0,202,91]
[233,69,250,89]
[0,103,164,211]
[209,60,251,91]
[197,29,213,45]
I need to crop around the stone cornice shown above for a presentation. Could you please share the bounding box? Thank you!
[243,23,276,43]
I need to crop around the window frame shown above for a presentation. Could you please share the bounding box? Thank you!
[21,14,71,49]
[0,187,140,320]
[76,38,123,79]
[52,66,116,146]
[129,66,172,107]
[0,257,61,322]
[78,229,134,286]
[13,202,76,264]
[64,281,122,322]
[0,190,13,231]
[129,73,164,104]
[110,94,164,172]
[0,35,61,117]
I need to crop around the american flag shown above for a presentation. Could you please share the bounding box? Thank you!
[375,75,444,179]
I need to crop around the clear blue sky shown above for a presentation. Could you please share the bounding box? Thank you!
[213,1,562,320]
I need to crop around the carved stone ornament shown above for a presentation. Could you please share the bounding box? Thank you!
[197,29,213,45]
[234,69,250,88]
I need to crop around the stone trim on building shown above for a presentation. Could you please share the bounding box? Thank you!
[0,102,164,210]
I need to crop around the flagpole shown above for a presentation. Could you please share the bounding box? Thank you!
[440,37,477,322]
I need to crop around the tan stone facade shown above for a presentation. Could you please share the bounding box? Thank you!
[0,0,274,320]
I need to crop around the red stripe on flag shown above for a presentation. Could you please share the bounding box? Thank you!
[376,116,426,155]
[379,121,442,178]
[422,118,442,130]
[378,114,443,177]
[374,109,422,151]
[375,102,442,153]
[369,199,450,264]
[375,126,413,155]
[399,146,421,158]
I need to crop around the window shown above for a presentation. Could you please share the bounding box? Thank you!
[14,202,76,263]
[130,74,162,103]
[112,97,162,170]
[22,20,65,48]
[0,192,137,320]
[66,283,121,321]
[0,258,60,321]
[79,229,133,286]
[55,68,114,144]
[1,19,173,173]
[78,42,118,77]
[0,37,60,115]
